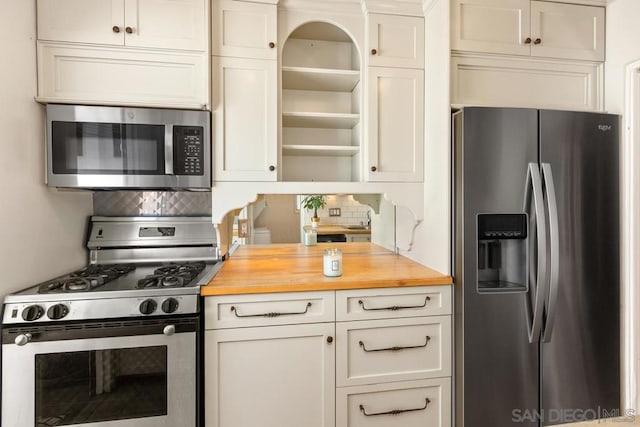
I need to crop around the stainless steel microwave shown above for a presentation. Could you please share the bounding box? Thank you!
[46,104,211,190]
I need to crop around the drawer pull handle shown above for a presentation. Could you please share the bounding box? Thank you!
[230,302,312,318]
[359,336,431,352]
[359,398,431,416]
[358,296,431,311]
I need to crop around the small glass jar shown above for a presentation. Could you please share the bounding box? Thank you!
[323,248,343,277]
[304,229,317,246]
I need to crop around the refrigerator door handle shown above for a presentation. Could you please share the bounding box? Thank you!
[523,163,548,343]
[541,163,559,343]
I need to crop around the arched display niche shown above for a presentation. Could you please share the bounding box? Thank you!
[280,21,363,182]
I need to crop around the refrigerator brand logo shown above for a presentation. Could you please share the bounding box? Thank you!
[598,124,612,132]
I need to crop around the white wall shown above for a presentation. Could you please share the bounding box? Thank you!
[0,0,93,295]
[605,0,640,412]
[605,0,640,114]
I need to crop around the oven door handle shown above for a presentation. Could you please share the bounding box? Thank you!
[2,317,198,344]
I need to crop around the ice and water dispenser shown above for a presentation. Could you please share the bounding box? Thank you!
[476,213,528,293]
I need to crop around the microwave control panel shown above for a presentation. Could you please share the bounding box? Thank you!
[173,126,204,176]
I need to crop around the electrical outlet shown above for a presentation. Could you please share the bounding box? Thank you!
[329,208,341,217]
[238,219,249,237]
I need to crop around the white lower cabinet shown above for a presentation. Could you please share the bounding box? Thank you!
[204,287,452,427]
[205,322,335,427]
[336,378,451,427]
[346,234,371,243]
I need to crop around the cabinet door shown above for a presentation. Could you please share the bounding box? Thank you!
[37,41,208,109]
[366,67,424,182]
[37,0,125,45]
[347,234,371,243]
[336,378,451,427]
[212,0,277,60]
[367,14,424,69]
[124,0,207,51]
[205,323,335,427]
[451,0,531,56]
[451,54,602,111]
[530,1,604,61]
[213,57,278,182]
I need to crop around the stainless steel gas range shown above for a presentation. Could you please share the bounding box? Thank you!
[1,216,220,427]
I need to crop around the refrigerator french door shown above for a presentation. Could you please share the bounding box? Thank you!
[453,107,620,427]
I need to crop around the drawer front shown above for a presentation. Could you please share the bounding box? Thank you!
[336,378,451,427]
[336,317,451,387]
[336,286,451,321]
[205,291,335,329]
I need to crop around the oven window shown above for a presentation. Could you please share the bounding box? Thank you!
[51,122,165,175]
[35,346,167,426]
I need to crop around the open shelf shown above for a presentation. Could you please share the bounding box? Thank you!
[282,112,359,129]
[282,66,360,92]
[282,144,360,157]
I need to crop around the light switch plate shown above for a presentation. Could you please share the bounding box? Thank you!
[329,208,341,217]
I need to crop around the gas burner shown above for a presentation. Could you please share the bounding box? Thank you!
[72,264,136,279]
[138,262,205,289]
[38,277,101,293]
[37,264,136,294]
[153,262,205,276]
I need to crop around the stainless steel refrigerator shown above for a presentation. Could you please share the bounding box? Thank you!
[453,107,620,426]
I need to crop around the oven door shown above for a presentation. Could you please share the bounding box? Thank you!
[2,316,197,427]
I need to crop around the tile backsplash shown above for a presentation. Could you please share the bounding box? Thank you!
[301,195,370,226]
[93,191,211,216]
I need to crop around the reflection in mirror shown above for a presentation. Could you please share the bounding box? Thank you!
[232,194,396,250]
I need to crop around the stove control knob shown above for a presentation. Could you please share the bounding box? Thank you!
[22,305,44,322]
[161,298,179,314]
[47,304,69,320]
[139,299,157,315]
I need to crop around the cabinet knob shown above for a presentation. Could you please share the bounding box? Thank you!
[269,165,276,172]
[371,48,377,55]
[112,25,121,33]
[327,336,333,344]
[268,42,276,49]
[524,37,532,44]
[370,166,377,172]
[534,38,541,45]
[125,26,134,34]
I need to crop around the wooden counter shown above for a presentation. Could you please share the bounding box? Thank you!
[201,243,453,296]
[303,224,372,235]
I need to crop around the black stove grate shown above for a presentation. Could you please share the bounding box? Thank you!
[37,264,137,294]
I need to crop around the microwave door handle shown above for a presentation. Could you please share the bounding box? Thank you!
[165,125,174,175]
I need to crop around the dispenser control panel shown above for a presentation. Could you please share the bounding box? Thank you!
[477,213,527,240]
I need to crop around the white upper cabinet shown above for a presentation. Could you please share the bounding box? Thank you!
[530,1,604,61]
[38,0,206,51]
[366,67,424,182]
[212,0,277,59]
[367,14,424,69]
[37,0,125,45]
[125,0,207,51]
[450,0,530,56]
[213,56,278,182]
[451,0,604,62]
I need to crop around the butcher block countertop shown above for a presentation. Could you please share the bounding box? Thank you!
[201,243,452,296]
[303,224,371,235]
